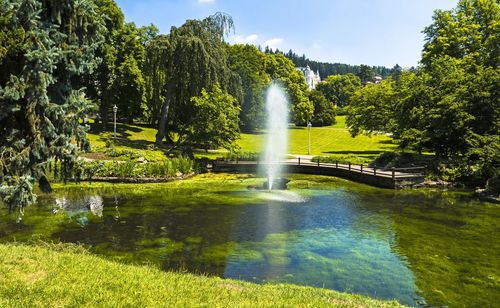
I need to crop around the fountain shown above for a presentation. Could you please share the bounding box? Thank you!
[263,83,289,190]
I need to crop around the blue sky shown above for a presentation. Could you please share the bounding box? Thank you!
[115,0,458,68]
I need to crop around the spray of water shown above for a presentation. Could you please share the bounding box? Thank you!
[263,83,289,190]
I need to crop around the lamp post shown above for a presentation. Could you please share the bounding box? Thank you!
[307,122,312,155]
[113,105,118,140]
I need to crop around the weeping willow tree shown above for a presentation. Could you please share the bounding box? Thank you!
[0,0,105,210]
[144,34,170,125]
[155,12,240,146]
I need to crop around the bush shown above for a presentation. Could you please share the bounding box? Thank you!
[69,157,194,180]
[485,173,500,195]
[225,151,260,161]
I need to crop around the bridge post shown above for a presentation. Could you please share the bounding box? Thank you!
[298,157,300,165]
[360,164,363,173]
[392,168,395,180]
[373,167,377,176]
[348,162,351,170]
[317,160,320,167]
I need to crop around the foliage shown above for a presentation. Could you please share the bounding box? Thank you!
[155,12,238,144]
[277,49,395,79]
[78,0,124,126]
[143,34,168,125]
[265,53,313,126]
[345,0,500,185]
[315,73,362,106]
[308,90,336,126]
[311,155,373,165]
[227,44,270,131]
[346,79,397,137]
[179,85,240,152]
[485,172,500,195]
[64,158,194,180]
[0,0,105,209]
[111,54,146,123]
[357,64,376,84]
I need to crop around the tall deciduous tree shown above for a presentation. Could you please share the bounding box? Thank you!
[316,73,362,106]
[265,53,313,126]
[346,79,397,137]
[183,85,240,152]
[155,12,237,145]
[0,0,104,210]
[80,0,124,127]
[227,44,270,131]
[308,90,336,127]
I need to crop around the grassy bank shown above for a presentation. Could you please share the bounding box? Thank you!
[86,116,396,161]
[0,243,403,307]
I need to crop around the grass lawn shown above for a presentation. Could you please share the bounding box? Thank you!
[238,116,395,156]
[0,243,403,307]
[85,116,396,162]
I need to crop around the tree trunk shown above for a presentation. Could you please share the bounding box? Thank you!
[156,97,170,145]
[156,82,174,145]
[100,102,109,129]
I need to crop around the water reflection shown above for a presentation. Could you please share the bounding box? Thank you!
[0,178,498,307]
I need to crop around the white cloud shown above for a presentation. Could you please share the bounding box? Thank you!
[231,34,259,44]
[198,0,215,3]
[263,38,284,50]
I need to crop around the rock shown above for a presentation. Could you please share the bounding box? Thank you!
[137,157,147,164]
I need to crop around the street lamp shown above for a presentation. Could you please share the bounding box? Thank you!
[307,122,312,155]
[113,105,118,140]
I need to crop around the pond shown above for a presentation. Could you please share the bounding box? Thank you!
[0,173,498,307]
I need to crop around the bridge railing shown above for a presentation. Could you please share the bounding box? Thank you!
[213,158,426,180]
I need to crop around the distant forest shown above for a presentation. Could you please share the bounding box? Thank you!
[263,47,399,78]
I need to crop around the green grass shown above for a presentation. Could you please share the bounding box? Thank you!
[85,116,396,162]
[0,243,403,307]
[238,116,396,161]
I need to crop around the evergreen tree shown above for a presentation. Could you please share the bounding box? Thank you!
[0,0,105,210]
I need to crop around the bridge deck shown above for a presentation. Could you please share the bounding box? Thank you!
[212,160,426,189]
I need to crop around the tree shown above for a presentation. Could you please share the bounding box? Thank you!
[111,55,146,123]
[357,64,375,84]
[79,0,124,127]
[265,53,313,126]
[181,85,240,152]
[143,35,169,125]
[155,12,237,145]
[112,22,146,123]
[316,73,362,106]
[309,90,336,126]
[346,79,397,137]
[0,0,104,210]
[227,44,270,131]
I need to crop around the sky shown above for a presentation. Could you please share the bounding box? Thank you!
[115,0,458,68]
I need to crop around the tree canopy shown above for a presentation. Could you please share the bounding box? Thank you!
[346,0,499,183]
[0,0,105,210]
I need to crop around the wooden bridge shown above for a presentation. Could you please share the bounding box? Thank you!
[212,158,426,189]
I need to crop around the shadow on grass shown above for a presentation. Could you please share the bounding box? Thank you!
[322,150,386,155]
[89,123,142,138]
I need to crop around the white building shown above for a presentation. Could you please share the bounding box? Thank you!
[296,65,321,90]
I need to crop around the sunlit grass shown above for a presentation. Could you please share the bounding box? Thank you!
[0,243,403,307]
[85,116,396,161]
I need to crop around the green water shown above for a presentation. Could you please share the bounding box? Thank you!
[0,174,498,307]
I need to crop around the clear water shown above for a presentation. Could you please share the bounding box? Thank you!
[0,174,498,307]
